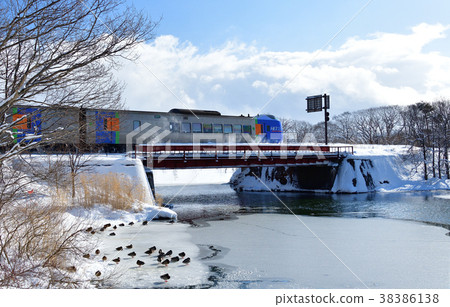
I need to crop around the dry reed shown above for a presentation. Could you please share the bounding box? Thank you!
[77,172,147,211]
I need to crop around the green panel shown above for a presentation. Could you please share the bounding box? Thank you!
[115,131,120,144]
[115,112,119,118]
[12,107,17,114]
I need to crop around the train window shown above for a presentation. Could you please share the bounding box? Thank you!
[170,122,180,132]
[213,124,223,133]
[181,122,191,133]
[224,124,232,133]
[133,120,141,131]
[203,124,212,133]
[243,125,252,134]
[192,123,202,133]
[233,124,242,133]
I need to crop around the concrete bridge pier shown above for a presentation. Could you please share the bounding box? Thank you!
[231,163,340,192]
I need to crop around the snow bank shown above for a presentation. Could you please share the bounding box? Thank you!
[332,154,450,193]
[84,155,155,205]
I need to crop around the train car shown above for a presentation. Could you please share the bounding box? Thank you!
[7,106,283,152]
[254,114,283,143]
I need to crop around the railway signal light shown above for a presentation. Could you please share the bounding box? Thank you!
[306,93,330,145]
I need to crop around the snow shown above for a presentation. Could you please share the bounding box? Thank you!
[63,210,207,288]
[230,144,450,193]
[153,168,236,186]
[82,154,155,204]
[6,148,450,289]
[434,194,450,200]
[230,167,301,192]
[188,214,450,289]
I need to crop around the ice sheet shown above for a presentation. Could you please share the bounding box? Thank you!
[188,214,450,289]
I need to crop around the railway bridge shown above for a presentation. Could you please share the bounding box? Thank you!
[136,144,353,169]
[135,144,354,193]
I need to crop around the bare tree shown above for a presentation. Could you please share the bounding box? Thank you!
[0,0,157,288]
[0,0,157,164]
[333,112,356,143]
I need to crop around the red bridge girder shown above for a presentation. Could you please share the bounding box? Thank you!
[135,144,353,169]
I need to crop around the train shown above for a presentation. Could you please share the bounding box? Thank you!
[7,106,283,152]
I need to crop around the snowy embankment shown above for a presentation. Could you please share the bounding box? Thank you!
[19,154,213,287]
[230,144,450,193]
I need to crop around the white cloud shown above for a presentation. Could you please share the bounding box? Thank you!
[115,23,450,122]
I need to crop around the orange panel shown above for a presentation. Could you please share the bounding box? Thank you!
[255,124,262,135]
[13,114,28,130]
[107,118,120,131]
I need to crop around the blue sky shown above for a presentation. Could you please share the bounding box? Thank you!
[117,0,450,122]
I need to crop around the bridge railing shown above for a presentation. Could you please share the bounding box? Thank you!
[134,144,353,158]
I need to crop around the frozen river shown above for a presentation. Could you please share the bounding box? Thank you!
[153,170,450,289]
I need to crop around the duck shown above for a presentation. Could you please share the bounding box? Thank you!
[109,232,116,236]
[142,220,148,225]
[90,230,95,235]
[95,270,101,277]
[113,225,117,230]
[144,249,153,255]
[157,255,163,263]
[150,246,157,252]
[170,256,180,263]
[66,266,76,273]
[158,249,164,255]
[119,223,125,227]
[160,273,170,282]
[102,256,107,261]
[104,223,111,228]
[128,251,136,258]
[178,252,186,258]
[95,249,100,255]
[162,259,170,266]
[165,250,173,257]
[128,222,134,226]
[116,246,123,251]
[82,254,90,259]
[112,257,120,264]
[86,227,93,232]
[182,257,191,265]
[126,244,133,249]
[100,227,105,232]
[136,260,145,267]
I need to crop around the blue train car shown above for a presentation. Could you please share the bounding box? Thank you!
[11,107,42,143]
[254,114,282,143]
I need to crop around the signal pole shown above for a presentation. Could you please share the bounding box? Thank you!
[306,93,330,145]
[323,94,330,145]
